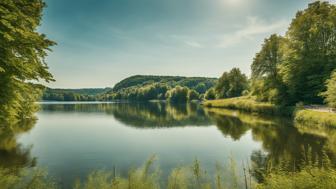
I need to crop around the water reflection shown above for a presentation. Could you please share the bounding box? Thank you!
[2,102,336,185]
[41,102,213,127]
[108,102,212,128]
[205,108,336,182]
[0,119,36,170]
[40,102,336,165]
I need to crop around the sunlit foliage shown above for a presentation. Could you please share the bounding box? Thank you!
[42,88,111,101]
[249,1,336,105]
[106,75,217,101]
[251,34,287,104]
[295,109,336,129]
[0,0,55,123]
[320,71,336,108]
[215,68,248,99]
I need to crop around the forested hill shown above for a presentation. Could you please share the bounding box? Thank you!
[42,75,217,102]
[112,75,217,93]
[42,88,111,101]
[105,75,218,101]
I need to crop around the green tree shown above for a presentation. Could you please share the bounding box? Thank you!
[194,83,207,94]
[166,86,189,103]
[280,1,336,104]
[0,0,55,124]
[215,68,248,99]
[204,88,216,100]
[321,71,336,108]
[251,34,287,104]
[188,89,200,101]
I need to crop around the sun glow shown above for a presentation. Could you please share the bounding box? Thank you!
[221,0,245,7]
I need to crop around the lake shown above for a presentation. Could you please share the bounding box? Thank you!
[1,102,334,188]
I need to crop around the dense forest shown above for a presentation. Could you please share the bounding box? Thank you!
[41,75,217,102]
[105,75,217,102]
[204,1,336,109]
[42,88,111,101]
[41,75,218,102]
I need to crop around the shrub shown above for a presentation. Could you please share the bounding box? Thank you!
[204,88,216,100]
[166,86,189,103]
[320,71,336,109]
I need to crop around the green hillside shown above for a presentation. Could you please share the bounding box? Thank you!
[112,75,217,93]
[106,75,218,101]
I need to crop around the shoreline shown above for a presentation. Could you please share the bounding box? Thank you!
[203,97,336,128]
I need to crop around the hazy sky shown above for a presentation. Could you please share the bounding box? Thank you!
[40,0,335,88]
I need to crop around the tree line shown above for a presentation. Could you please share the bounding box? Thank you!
[105,75,217,102]
[42,88,110,101]
[205,1,336,109]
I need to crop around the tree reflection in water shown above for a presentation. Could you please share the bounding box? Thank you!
[4,102,336,184]
[0,119,36,171]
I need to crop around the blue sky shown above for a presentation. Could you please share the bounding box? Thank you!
[40,0,336,88]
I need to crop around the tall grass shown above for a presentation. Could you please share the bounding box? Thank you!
[203,97,293,116]
[1,155,335,189]
[295,109,336,129]
[74,156,247,189]
[256,152,336,189]
[0,168,57,189]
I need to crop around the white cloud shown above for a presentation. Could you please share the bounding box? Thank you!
[218,16,288,48]
[185,41,203,48]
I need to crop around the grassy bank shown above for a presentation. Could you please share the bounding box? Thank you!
[202,97,293,116]
[295,110,336,129]
[203,97,336,129]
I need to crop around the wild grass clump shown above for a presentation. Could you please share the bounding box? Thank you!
[2,155,336,189]
[295,110,336,129]
[256,166,336,189]
[203,97,293,116]
[0,167,56,189]
[70,154,336,189]
[74,155,160,189]
[74,156,249,189]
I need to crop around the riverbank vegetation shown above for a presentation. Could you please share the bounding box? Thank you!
[203,97,282,115]
[203,1,336,127]
[295,110,336,129]
[1,154,335,189]
[212,1,336,105]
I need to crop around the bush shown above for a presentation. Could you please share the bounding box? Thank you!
[166,86,189,103]
[204,88,216,100]
[188,89,200,101]
[215,68,248,99]
[320,71,336,109]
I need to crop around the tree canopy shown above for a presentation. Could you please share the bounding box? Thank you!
[250,1,336,105]
[281,1,336,104]
[0,0,55,124]
[106,75,217,101]
[321,71,336,108]
[251,34,287,104]
[215,68,248,99]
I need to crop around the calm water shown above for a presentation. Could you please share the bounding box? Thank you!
[1,102,335,188]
